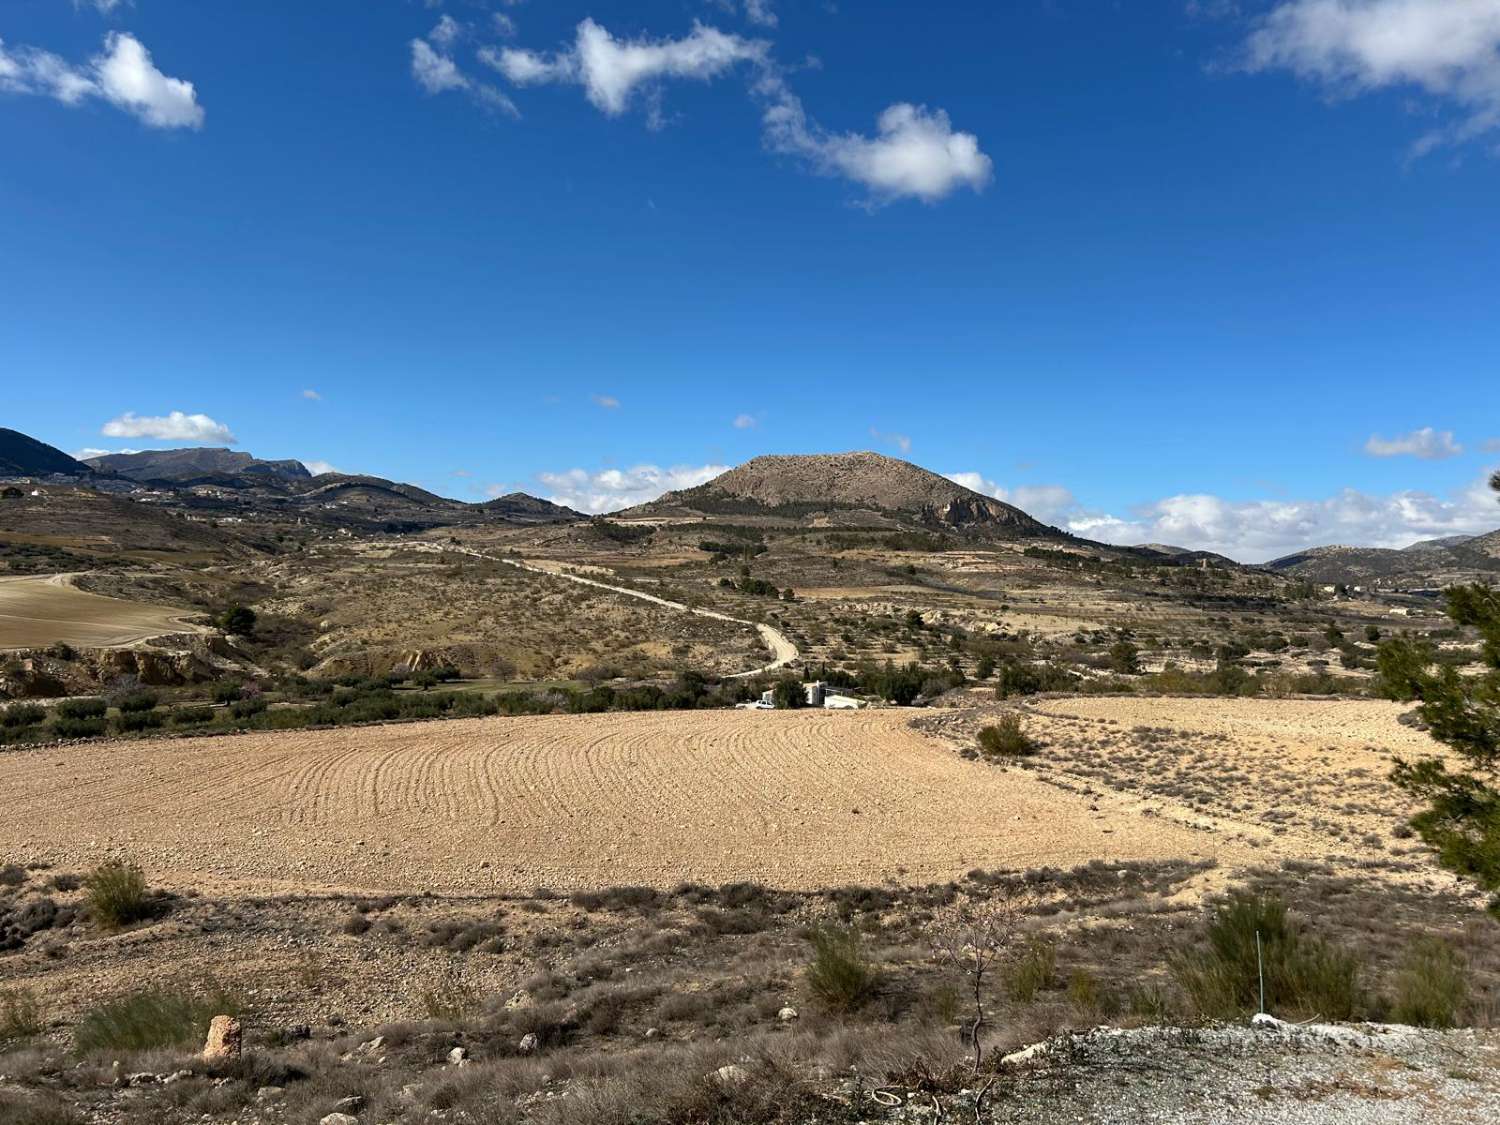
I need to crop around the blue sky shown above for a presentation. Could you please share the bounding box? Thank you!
[2,0,1498,560]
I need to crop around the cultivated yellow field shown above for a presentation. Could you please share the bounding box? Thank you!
[0,573,205,650]
[0,708,1226,896]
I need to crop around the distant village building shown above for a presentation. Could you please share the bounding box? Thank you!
[0,486,23,500]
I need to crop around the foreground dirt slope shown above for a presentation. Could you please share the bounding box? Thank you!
[0,710,1228,895]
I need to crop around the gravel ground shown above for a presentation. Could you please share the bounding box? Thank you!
[875,1022,1500,1124]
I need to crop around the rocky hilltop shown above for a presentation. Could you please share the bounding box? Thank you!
[636,451,1051,534]
[85,447,311,484]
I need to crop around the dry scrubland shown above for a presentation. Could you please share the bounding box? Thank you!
[0,574,204,651]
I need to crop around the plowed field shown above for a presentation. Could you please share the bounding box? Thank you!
[0,709,1221,895]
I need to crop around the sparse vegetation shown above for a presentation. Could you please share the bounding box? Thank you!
[805,923,880,1013]
[84,861,153,931]
[74,981,239,1053]
[978,714,1037,757]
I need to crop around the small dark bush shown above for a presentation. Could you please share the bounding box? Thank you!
[51,716,107,739]
[115,692,159,714]
[1392,937,1468,1028]
[212,682,243,704]
[171,706,215,726]
[570,886,664,913]
[84,861,153,930]
[115,711,163,733]
[1,703,45,728]
[977,715,1037,757]
[0,864,24,887]
[55,698,106,720]
[805,924,880,1013]
[230,697,268,719]
[0,987,44,1043]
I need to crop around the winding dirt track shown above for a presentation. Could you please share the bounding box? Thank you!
[393,541,799,678]
[0,710,1218,896]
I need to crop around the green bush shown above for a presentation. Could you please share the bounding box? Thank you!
[977,715,1037,757]
[170,706,216,726]
[56,698,106,720]
[0,987,43,1044]
[115,711,163,733]
[805,924,880,1013]
[212,681,243,704]
[1005,937,1057,1002]
[115,692,159,714]
[1392,937,1468,1028]
[85,861,153,930]
[51,716,107,739]
[230,696,268,719]
[1173,894,1361,1020]
[74,982,239,1053]
[1,703,45,728]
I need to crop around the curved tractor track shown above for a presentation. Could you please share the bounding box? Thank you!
[0,709,1217,895]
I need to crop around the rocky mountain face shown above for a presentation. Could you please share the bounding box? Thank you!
[633,451,1051,534]
[85,447,311,485]
[0,428,90,478]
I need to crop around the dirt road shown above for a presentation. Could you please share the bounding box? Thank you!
[392,541,799,679]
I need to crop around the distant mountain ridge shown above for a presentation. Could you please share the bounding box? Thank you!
[630,451,1051,535]
[0,428,90,478]
[85,447,312,484]
[1266,535,1500,584]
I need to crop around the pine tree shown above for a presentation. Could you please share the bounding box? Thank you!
[1380,475,1500,914]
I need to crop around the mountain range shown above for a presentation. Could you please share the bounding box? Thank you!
[3,428,1496,579]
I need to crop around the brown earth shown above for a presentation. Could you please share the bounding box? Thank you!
[0,709,1235,897]
[0,573,207,650]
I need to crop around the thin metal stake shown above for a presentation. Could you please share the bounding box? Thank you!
[1256,929,1266,1015]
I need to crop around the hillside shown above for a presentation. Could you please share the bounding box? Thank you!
[0,428,89,478]
[1266,537,1500,585]
[631,451,1051,534]
[85,447,311,485]
[479,491,582,524]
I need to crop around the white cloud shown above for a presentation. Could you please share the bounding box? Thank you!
[733,413,758,429]
[101,411,235,444]
[1364,426,1463,459]
[760,74,992,202]
[949,466,1500,561]
[744,1,778,28]
[592,393,621,409]
[1485,437,1500,452]
[75,0,127,13]
[537,463,729,514]
[72,447,119,460]
[1241,0,1500,151]
[869,426,912,454]
[0,32,202,128]
[493,13,517,38]
[429,15,462,49]
[303,460,339,476]
[301,388,321,401]
[411,36,519,116]
[481,18,768,116]
[946,473,1079,526]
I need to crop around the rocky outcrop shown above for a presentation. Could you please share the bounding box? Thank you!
[201,1015,241,1061]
